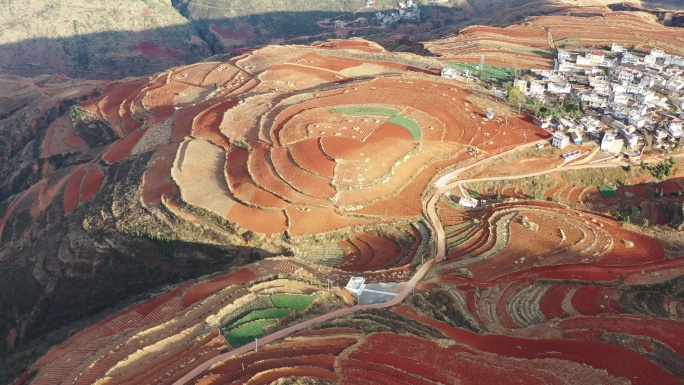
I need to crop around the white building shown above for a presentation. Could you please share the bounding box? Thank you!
[458,197,479,208]
[557,49,572,62]
[345,277,366,295]
[651,48,665,58]
[636,91,654,103]
[529,81,546,95]
[621,53,638,65]
[548,81,571,94]
[611,43,626,53]
[668,122,683,139]
[628,112,646,129]
[552,132,570,149]
[643,54,657,66]
[601,132,616,151]
[441,67,457,79]
[579,116,600,132]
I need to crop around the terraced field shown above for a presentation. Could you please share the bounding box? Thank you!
[14,36,684,385]
[427,7,684,70]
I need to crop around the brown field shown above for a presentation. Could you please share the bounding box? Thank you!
[22,36,684,385]
[427,24,555,69]
[427,8,684,69]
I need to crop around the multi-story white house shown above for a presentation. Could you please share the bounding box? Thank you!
[668,122,683,139]
[552,132,570,149]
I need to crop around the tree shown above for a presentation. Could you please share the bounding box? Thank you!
[644,134,653,148]
[642,218,649,228]
[640,160,647,170]
[507,87,527,106]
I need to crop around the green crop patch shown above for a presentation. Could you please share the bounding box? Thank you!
[225,319,277,347]
[598,185,618,198]
[387,115,422,140]
[446,61,517,83]
[271,294,317,311]
[332,106,422,140]
[332,106,398,116]
[232,308,293,328]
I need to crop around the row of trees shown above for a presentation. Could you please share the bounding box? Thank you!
[507,87,582,118]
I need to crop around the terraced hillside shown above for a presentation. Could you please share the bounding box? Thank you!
[8,35,684,384]
[427,5,684,70]
[0,37,546,380]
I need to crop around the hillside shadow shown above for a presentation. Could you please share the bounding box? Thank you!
[0,1,574,81]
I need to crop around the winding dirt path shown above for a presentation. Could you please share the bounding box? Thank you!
[174,134,682,384]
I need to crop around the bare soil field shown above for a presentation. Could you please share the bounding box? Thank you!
[427,7,684,70]
[18,36,684,385]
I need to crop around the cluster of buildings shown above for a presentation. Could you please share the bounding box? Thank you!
[514,44,684,157]
[374,0,421,25]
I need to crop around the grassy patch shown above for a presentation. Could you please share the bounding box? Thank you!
[332,106,397,116]
[598,185,618,198]
[387,115,422,140]
[272,294,317,311]
[332,106,422,139]
[225,319,277,347]
[555,37,581,44]
[232,308,293,328]
[530,49,554,56]
[467,189,480,198]
[446,61,517,83]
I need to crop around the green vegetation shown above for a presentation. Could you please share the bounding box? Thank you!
[467,189,480,198]
[221,294,318,346]
[530,49,554,56]
[554,37,581,44]
[527,98,581,118]
[598,185,618,198]
[387,115,422,140]
[332,106,397,116]
[507,87,527,106]
[446,61,517,83]
[332,106,422,139]
[225,319,277,347]
[232,308,293,327]
[271,294,317,311]
[133,231,174,256]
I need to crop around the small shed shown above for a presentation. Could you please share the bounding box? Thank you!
[345,277,366,296]
[458,197,479,209]
[570,131,582,145]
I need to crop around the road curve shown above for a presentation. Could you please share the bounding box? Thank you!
[174,140,547,384]
[175,135,657,384]
[173,259,436,384]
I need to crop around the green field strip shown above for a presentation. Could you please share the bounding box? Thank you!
[232,308,294,328]
[225,319,278,347]
[598,185,618,199]
[332,106,422,140]
[332,106,398,116]
[220,296,275,328]
[387,115,422,140]
[445,61,517,83]
[271,294,317,311]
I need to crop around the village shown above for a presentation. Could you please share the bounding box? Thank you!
[443,43,684,162]
[373,0,421,25]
